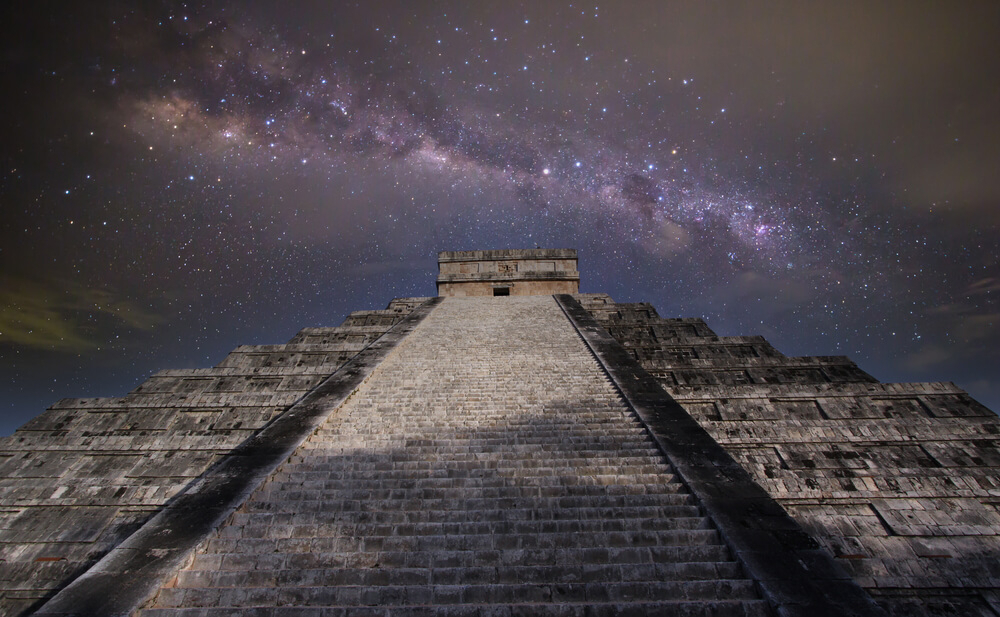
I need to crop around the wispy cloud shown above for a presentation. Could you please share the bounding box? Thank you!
[716,270,820,310]
[966,277,1000,295]
[953,313,1000,344]
[902,344,956,372]
[904,308,999,372]
[0,277,163,352]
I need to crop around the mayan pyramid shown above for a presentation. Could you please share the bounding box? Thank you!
[2,249,998,616]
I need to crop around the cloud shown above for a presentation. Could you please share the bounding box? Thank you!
[0,277,163,352]
[966,278,1000,295]
[640,219,691,258]
[717,270,819,310]
[953,313,1000,345]
[924,297,1000,345]
[902,344,956,372]
[904,309,1000,371]
[896,149,1000,213]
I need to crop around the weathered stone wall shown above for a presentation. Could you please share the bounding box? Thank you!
[437,248,580,296]
[437,257,577,276]
[437,279,579,297]
[437,248,578,265]
[0,297,429,616]
[576,293,1000,616]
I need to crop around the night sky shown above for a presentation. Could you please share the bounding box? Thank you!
[2,1,999,435]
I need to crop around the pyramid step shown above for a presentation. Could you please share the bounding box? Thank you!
[263,473,678,488]
[153,580,760,608]
[320,418,642,428]
[319,417,642,425]
[311,431,652,440]
[312,425,647,434]
[293,444,665,456]
[323,412,640,419]
[234,504,706,523]
[143,599,771,617]
[226,516,711,540]
[274,460,673,474]
[250,484,687,502]
[189,545,736,572]
[282,454,669,468]
[294,446,665,459]
[271,464,673,479]
[174,561,746,589]
[201,527,723,556]
[242,493,697,512]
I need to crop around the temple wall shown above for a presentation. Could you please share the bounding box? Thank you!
[437,279,579,296]
[437,248,580,297]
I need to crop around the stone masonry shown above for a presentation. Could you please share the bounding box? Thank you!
[0,299,428,616]
[140,296,769,616]
[437,249,580,297]
[575,293,1000,616]
[1,249,997,616]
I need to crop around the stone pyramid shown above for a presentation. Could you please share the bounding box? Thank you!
[2,250,998,616]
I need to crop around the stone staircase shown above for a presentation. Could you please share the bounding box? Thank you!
[140,296,770,616]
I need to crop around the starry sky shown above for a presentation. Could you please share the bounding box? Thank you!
[2,1,999,435]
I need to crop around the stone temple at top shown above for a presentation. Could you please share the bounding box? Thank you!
[436,249,579,296]
[2,249,999,616]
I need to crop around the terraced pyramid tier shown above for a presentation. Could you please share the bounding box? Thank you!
[142,296,769,616]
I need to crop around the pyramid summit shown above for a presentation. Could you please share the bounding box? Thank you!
[436,248,580,296]
[2,250,998,616]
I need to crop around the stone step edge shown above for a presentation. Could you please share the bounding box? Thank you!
[185,545,738,571]
[177,561,744,578]
[32,297,445,617]
[152,580,762,607]
[140,599,771,617]
[204,522,716,539]
[234,506,707,521]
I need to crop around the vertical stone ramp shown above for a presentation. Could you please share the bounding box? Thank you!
[141,296,769,616]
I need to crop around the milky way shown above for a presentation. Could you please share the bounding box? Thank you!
[124,6,804,265]
[2,1,999,433]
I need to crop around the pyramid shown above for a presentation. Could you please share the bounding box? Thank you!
[2,250,998,616]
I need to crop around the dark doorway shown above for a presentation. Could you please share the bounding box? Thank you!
[493,287,510,296]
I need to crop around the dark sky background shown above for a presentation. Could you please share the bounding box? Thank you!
[2,1,999,435]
